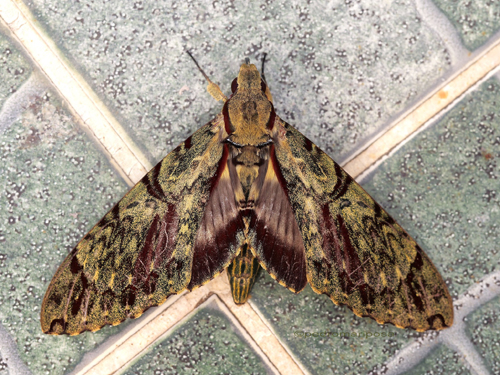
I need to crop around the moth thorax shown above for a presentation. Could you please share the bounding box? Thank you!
[235,146,260,166]
[228,95,271,143]
[235,146,261,199]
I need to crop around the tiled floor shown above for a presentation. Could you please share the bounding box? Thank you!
[0,1,499,374]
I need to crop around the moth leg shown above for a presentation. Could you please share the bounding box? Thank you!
[228,243,261,304]
[186,50,227,102]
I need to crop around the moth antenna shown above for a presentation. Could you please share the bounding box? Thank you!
[261,53,268,83]
[186,51,227,103]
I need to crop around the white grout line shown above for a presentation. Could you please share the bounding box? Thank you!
[343,37,500,179]
[246,299,312,375]
[0,0,153,186]
[450,271,500,324]
[442,323,491,375]
[355,60,500,184]
[110,295,284,375]
[379,325,491,375]
[207,296,281,375]
[216,280,307,375]
[69,292,185,375]
[4,0,500,184]
[77,273,304,375]
[78,288,210,374]
[379,271,500,375]
[0,323,32,375]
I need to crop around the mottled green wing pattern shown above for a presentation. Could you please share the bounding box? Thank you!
[271,118,453,331]
[41,115,243,335]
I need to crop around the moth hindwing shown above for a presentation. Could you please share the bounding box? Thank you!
[41,54,453,335]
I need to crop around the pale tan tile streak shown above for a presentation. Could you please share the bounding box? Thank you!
[82,274,298,375]
[217,284,309,375]
[344,39,500,178]
[3,0,500,374]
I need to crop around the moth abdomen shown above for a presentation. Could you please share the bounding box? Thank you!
[228,244,261,304]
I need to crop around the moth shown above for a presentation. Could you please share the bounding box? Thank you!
[41,53,453,335]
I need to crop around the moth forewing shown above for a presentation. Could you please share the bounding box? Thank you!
[41,54,453,336]
[271,119,453,331]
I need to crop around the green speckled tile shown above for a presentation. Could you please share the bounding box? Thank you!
[251,272,413,375]
[402,344,471,375]
[122,301,269,375]
[0,355,6,373]
[466,296,500,374]
[0,32,32,110]
[432,0,500,50]
[25,0,450,164]
[250,78,500,374]
[0,92,129,374]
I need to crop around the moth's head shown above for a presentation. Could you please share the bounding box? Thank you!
[231,59,267,94]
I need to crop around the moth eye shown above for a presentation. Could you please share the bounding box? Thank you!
[231,78,238,93]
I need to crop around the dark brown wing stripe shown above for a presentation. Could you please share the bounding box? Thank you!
[145,161,167,201]
[330,162,353,201]
[187,147,244,289]
[249,147,307,293]
[132,202,178,296]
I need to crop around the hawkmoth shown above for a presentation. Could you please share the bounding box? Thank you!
[41,53,453,336]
